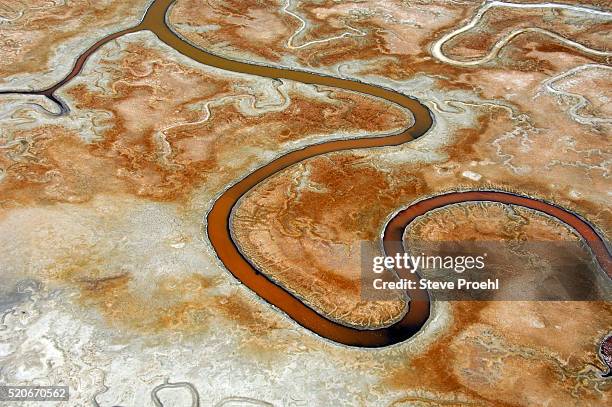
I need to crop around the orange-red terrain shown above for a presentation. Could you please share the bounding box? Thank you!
[0,0,610,405]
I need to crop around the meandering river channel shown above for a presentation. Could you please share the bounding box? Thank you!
[0,0,609,347]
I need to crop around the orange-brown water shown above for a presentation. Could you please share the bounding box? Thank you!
[385,191,611,279]
[1,0,608,347]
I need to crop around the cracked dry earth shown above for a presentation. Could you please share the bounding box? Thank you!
[1,0,611,406]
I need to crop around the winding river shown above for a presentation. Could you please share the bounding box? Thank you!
[0,0,609,347]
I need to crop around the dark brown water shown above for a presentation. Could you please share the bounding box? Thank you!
[1,0,609,347]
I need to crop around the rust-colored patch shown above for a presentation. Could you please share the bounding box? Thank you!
[386,302,499,401]
[1,37,410,210]
[380,203,611,405]
[0,128,126,208]
[74,268,277,337]
[0,0,150,87]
